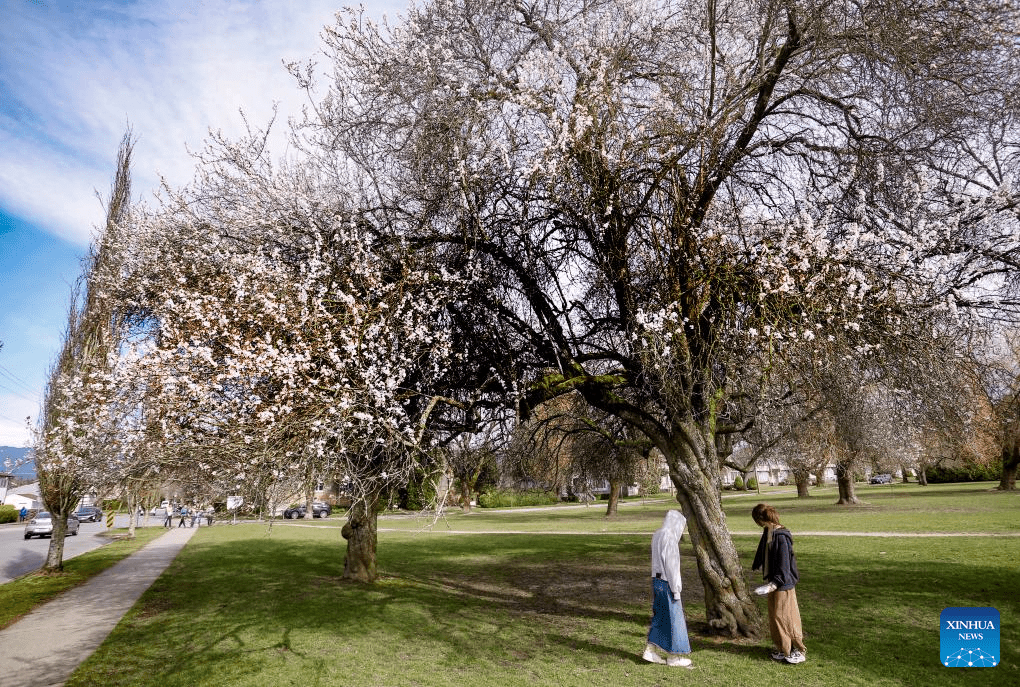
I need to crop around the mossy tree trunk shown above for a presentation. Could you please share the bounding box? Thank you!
[658,425,763,638]
[342,491,381,582]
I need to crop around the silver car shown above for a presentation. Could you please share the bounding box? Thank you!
[24,512,80,539]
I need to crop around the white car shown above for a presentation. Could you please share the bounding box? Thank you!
[24,512,80,539]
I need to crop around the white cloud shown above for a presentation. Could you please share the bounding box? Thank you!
[0,0,412,445]
[0,0,411,245]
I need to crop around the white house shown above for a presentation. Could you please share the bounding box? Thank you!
[721,460,839,487]
[3,481,42,511]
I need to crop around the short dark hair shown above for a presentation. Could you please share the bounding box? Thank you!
[752,503,780,526]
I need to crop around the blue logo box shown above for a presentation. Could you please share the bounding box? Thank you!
[940,607,999,667]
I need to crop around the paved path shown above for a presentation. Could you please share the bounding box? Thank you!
[0,526,197,687]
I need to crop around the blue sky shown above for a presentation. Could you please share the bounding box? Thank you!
[0,0,410,447]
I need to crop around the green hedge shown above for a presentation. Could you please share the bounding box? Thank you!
[478,488,559,508]
[399,467,441,511]
[0,505,17,524]
[926,462,1002,484]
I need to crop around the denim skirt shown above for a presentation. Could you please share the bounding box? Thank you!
[647,577,691,654]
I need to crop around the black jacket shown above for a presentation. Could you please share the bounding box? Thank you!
[752,527,800,591]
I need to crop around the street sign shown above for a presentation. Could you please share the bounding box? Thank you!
[226,496,243,510]
[106,510,114,528]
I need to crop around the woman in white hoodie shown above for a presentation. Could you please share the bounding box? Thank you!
[642,509,693,667]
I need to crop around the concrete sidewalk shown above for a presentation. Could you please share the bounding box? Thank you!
[0,526,197,687]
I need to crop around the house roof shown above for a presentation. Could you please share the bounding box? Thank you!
[11,481,40,496]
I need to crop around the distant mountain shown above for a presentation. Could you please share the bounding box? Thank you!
[0,446,35,480]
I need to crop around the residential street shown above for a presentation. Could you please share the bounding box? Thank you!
[0,514,146,584]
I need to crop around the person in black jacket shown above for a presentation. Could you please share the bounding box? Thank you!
[751,503,807,664]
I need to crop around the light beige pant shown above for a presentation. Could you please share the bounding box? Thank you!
[768,588,806,655]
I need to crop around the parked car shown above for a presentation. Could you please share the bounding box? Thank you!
[869,473,893,484]
[25,512,80,539]
[74,505,103,522]
[283,502,332,519]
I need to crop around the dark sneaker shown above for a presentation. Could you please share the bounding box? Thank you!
[770,650,786,661]
[785,651,806,664]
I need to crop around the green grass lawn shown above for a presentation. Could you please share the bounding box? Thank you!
[62,482,1018,687]
[367,480,1019,535]
[720,482,1020,534]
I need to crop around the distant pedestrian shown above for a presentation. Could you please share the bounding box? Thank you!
[163,505,174,528]
[190,509,199,527]
[642,510,693,668]
[19,506,27,522]
[751,503,807,665]
[178,505,189,528]
[205,509,214,526]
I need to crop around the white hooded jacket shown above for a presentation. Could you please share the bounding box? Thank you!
[650,510,687,600]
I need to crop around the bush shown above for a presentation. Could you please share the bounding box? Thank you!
[0,505,17,524]
[926,462,1002,484]
[639,472,662,496]
[733,476,744,490]
[399,467,441,511]
[747,477,758,490]
[478,488,559,508]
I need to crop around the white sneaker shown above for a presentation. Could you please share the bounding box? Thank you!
[770,650,786,661]
[666,655,692,668]
[785,651,806,664]
[642,646,665,664]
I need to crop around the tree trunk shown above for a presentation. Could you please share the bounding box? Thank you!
[459,479,473,513]
[918,464,929,486]
[795,475,810,498]
[999,441,1019,491]
[128,492,137,537]
[579,390,762,637]
[813,468,825,487]
[661,427,763,639]
[43,515,69,572]
[342,492,380,582]
[605,477,622,516]
[834,459,860,505]
[303,480,315,520]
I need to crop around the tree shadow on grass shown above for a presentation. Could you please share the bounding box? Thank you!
[792,541,1019,686]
